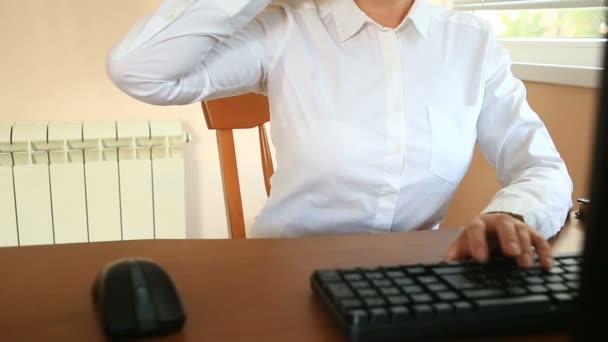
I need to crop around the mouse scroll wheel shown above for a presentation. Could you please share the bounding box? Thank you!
[130,262,152,304]
[136,285,150,304]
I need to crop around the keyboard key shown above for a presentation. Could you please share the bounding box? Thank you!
[553,293,574,304]
[389,306,410,321]
[563,273,579,281]
[463,288,506,299]
[453,301,473,313]
[363,297,386,307]
[441,274,476,289]
[433,303,453,316]
[317,270,341,283]
[372,279,393,288]
[411,293,433,303]
[402,285,424,294]
[350,280,371,289]
[511,270,528,277]
[564,265,580,273]
[547,266,565,275]
[567,281,579,290]
[327,283,354,299]
[346,309,369,326]
[468,275,485,284]
[437,291,459,301]
[525,276,543,284]
[527,284,549,294]
[542,275,563,283]
[505,278,525,286]
[407,267,427,275]
[432,266,470,275]
[418,276,439,284]
[427,283,448,292]
[546,283,568,292]
[340,299,363,311]
[344,273,364,281]
[394,278,415,286]
[527,269,542,276]
[387,296,410,305]
[485,279,503,287]
[507,286,528,296]
[560,258,578,266]
[341,268,359,274]
[365,272,384,280]
[369,308,389,323]
[356,288,378,297]
[386,270,406,278]
[475,295,551,312]
[379,287,400,296]
[412,304,434,318]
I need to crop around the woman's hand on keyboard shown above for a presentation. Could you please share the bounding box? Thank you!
[444,213,553,269]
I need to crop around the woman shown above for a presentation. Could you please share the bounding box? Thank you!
[107,0,573,268]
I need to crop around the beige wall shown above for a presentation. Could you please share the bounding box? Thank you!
[0,0,598,237]
[0,0,269,238]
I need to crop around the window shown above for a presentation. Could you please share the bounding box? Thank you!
[475,7,607,38]
[452,0,607,87]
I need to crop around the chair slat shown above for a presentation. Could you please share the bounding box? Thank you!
[203,94,269,130]
[259,125,274,197]
[216,129,247,239]
[202,93,273,239]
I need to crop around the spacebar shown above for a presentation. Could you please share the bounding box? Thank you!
[475,295,551,312]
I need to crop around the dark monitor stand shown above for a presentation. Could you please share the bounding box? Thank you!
[574,39,607,340]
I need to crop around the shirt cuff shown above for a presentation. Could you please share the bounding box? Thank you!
[481,197,552,238]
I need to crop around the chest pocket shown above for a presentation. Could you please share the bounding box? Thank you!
[428,105,481,184]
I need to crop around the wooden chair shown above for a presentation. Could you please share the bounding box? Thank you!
[201,93,274,239]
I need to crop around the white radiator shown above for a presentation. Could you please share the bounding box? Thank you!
[0,121,188,247]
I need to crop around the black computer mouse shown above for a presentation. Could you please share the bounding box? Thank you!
[92,258,186,339]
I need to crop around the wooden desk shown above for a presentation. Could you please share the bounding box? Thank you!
[0,214,584,342]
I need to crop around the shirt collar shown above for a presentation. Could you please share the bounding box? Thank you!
[322,0,432,42]
[407,0,432,40]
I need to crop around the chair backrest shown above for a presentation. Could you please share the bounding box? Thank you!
[201,93,273,239]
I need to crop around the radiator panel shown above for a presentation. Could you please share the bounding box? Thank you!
[0,121,189,247]
[13,153,54,246]
[0,154,18,247]
[119,148,154,240]
[153,147,186,239]
[49,150,88,244]
[85,156,122,243]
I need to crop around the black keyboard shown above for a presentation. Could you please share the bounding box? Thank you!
[311,254,581,341]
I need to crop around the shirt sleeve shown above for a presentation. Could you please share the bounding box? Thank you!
[106,0,289,105]
[476,26,574,239]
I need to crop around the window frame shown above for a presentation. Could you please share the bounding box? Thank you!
[502,38,604,88]
[450,0,606,88]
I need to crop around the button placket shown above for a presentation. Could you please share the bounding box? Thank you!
[373,30,407,230]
